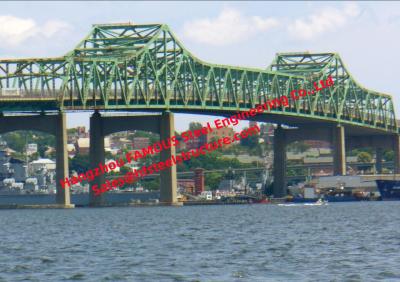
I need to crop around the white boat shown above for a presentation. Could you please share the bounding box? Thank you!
[304,198,328,206]
[277,203,299,207]
[278,198,328,207]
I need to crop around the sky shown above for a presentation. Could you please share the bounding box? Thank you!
[0,1,399,132]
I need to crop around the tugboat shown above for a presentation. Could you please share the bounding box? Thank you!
[375,180,400,200]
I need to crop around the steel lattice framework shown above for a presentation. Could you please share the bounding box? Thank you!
[0,23,397,132]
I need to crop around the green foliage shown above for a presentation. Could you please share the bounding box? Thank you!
[1,131,55,158]
[10,152,25,160]
[142,179,159,190]
[2,132,27,152]
[29,152,40,161]
[205,172,223,190]
[69,153,90,173]
[383,150,394,162]
[287,167,306,177]
[119,166,131,175]
[67,128,77,135]
[239,127,259,148]
[177,150,249,172]
[129,130,159,144]
[357,151,372,163]
[189,122,203,131]
[105,151,114,160]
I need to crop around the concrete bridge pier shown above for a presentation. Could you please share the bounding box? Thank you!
[273,125,287,197]
[55,112,72,207]
[89,111,106,206]
[333,125,346,175]
[159,111,178,205]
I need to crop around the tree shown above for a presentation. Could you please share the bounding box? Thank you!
[10,152,25,160]
[1,131,55,156]
[189,122,203,131]
[357,151,372,163]
[67,128,78,135]
[29,152,40,161]
[38,144,48,157]
[2,132,26,152]
[143,179,159,190]
[119,166,131,175]
[384,150,394,162]
[205,172,223,190]
[240,127,259,148]
[105,151,114,160]
[69,153,90,173]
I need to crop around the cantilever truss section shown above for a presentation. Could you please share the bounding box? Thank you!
[0,23,397,132]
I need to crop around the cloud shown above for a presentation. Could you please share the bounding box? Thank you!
[0,15,71,46]
[41,20,71,38]
[182,7,279,46]
[288,3,361,40]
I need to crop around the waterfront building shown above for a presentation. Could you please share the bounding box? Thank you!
[199,191,213,200]
[178,179,195,194]
[9,158,27,182]
[36,171,48,189]
[0,150,11,180]
[25,178,39,191]
[29,159,56,174]
[75,138,90,154]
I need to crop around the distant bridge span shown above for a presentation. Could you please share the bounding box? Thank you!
[0,23,398,206]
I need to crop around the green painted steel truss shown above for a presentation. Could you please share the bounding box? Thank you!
[0,23,397,132]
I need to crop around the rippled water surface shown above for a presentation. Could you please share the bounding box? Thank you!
[0,202,399,281]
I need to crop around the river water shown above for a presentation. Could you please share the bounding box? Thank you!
[0,201,399,281]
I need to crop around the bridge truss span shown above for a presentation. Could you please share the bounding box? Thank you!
[0,23,397,133]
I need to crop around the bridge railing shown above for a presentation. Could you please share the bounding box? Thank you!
[0,89,59,99]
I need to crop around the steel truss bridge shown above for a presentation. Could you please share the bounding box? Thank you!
[0,23,397,133]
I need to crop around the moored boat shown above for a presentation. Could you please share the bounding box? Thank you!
[376,180,400,200]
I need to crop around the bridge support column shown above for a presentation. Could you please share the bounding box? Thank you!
[55,112,72,207]
[159,111,178,205]
[375,147,383,174]
[394,135,400,174]
[273,125,287,198]
[89,111,106,206]
[333,125,346,175]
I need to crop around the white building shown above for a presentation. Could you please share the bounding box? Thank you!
[26,143,38,155]
[29,159,56,174]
